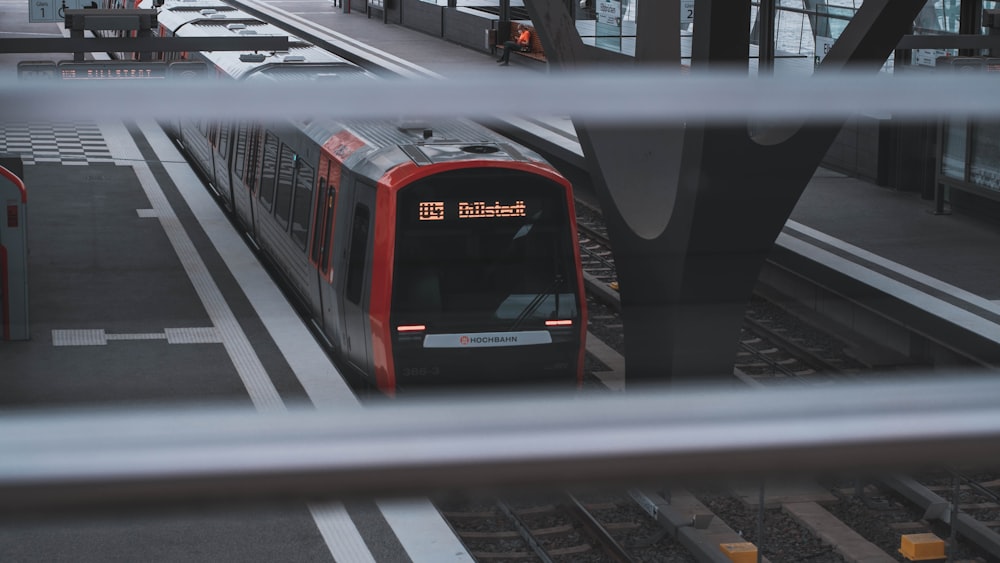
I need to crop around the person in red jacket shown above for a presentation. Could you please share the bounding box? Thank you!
[497,25,531,65]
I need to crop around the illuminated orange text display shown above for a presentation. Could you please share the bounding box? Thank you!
[418,201,445,221]
[418,200,527,221]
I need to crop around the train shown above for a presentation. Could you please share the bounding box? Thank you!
[135,0,588,395]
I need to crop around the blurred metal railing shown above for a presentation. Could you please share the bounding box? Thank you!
[3,373,1000,514]
[2,71,1000,123]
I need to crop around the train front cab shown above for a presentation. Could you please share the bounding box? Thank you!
[384,166,586,393]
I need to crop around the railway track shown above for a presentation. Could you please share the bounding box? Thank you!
[439,491,689,562]
[575,197,868,387]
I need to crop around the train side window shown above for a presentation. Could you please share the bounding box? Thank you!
[312,179,336,271]
[258,132,279,211]
[273,144,296,230]
[245,126,261,190]
[289,159,314,250]
[345,204,370,305]
[311,178,328,264]
[218,123,231,159]
[233,124,248,181]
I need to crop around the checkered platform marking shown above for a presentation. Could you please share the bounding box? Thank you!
[0,122,115,165]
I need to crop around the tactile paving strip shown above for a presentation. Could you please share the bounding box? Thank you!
[52,327,222,346]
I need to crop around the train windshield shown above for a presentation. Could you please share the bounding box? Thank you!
[392,169,579,329]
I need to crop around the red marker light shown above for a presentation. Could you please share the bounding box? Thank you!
[545,320,573,327]
[397,324,426,332]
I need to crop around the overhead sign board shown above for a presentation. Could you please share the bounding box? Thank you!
[58,61,168,79]
[28,0,93,23]
[17,60,208,80]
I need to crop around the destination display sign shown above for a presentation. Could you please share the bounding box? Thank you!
[58,61,168,80]
[418,200,527,221]
[28,0,90,23]
[17,61,208,81]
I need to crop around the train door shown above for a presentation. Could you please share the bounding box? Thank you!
[230,124,257,232]
[337,180,375,378]
[313,156,339,339]
[182,119,215,185]
[212,122,233,210]
[253,131,280,243]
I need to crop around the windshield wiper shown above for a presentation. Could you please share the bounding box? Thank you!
[507,274,564,332]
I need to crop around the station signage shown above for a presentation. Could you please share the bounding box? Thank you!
[595,0,621,26]
[17,60,207,80]
[28,0,92,23]
[680,1,694,25]
[57,61,168,79]
[814,36,834,66]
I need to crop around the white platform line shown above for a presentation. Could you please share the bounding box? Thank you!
[776,232,1000,346]
[309,502,377,563]
[586,330,625,391]
[98,121,144,165]
[785,219,1000,318]
[376,498,474,562]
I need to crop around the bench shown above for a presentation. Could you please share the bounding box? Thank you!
[495,23,546,63]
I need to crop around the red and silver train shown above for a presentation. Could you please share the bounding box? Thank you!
[142,0,587,395]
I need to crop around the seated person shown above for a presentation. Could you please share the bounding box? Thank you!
[497,25,531,65]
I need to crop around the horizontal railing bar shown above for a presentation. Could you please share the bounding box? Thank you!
[2,374,1000,513]
[1,71,999,122]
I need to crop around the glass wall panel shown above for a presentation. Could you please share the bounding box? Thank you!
[914,0,961,34]
[941,120,967,181]
[970,122,1000,192]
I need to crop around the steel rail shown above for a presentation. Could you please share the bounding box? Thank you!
[564,493,635,563]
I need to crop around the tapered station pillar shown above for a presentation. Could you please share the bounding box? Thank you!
[524,0,926,387]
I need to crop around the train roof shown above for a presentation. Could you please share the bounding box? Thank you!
[153,2,247,28]
[328,119,511,149]
[300,118,547,167]
[156,2,372,81]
